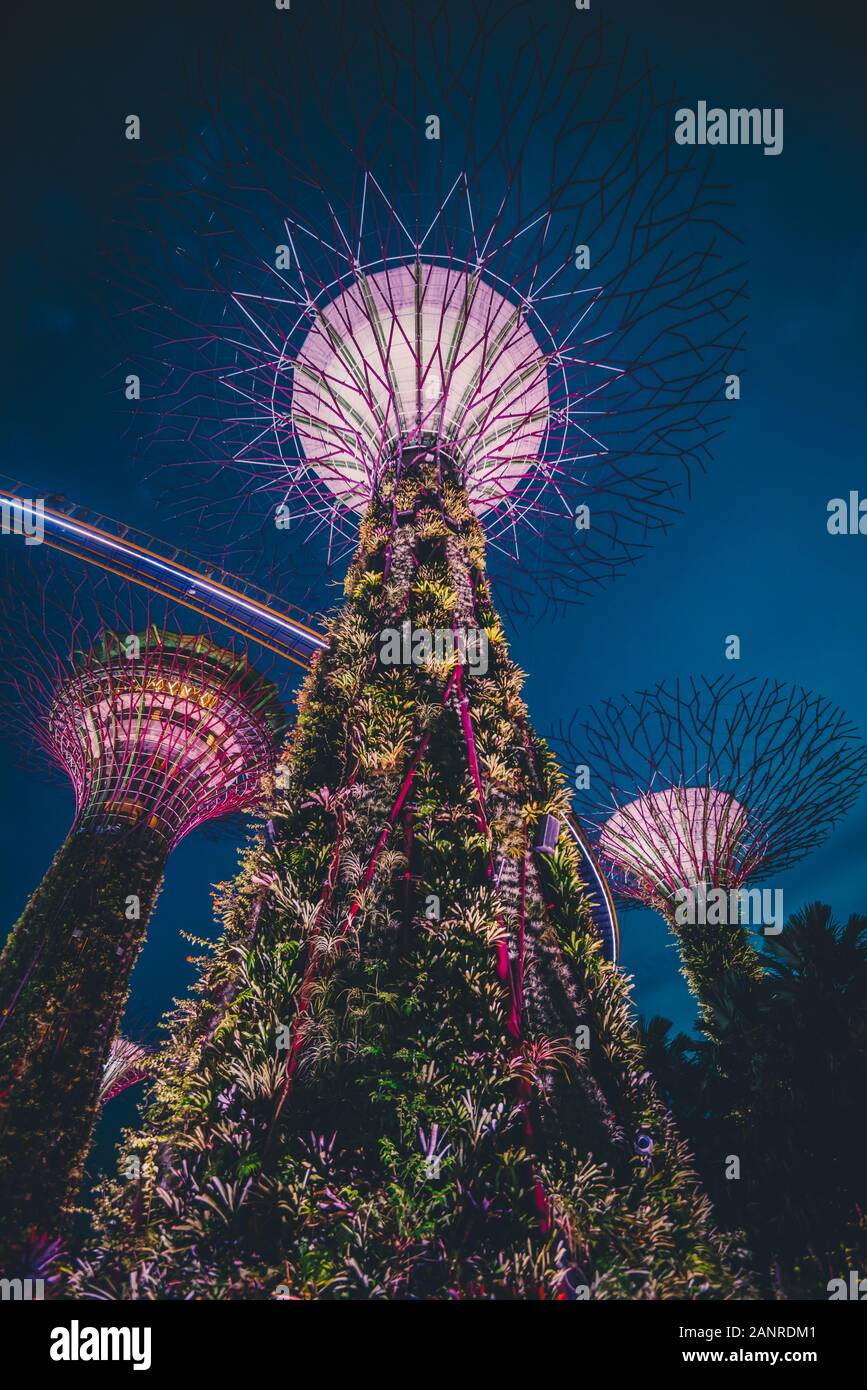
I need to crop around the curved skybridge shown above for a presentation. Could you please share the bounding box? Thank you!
[0,475,328,669]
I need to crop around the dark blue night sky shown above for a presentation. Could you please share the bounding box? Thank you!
[2,0,865,1176]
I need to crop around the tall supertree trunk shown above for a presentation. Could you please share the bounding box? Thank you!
[76,454,749,1299]
[0,824,166,1260]
[654,893,766,1033]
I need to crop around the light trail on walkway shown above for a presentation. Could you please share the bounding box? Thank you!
[0,476,328,669]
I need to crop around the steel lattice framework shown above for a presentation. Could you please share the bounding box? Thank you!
[48,628,285,847]
[113,6,746,615]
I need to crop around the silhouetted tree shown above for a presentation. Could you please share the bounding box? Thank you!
[641,902,867,1298]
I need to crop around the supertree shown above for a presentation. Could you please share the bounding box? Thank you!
[0,566,286,1262]
[556,676,867,1017]
[112,5,746,620]
[71,7,753,1298]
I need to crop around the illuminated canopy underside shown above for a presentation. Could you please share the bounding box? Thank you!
[47,638,283,847]
[291,262,550,514]
[599,785,748,897]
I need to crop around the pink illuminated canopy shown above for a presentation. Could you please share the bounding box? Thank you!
[598,785,749,899]
[291,262,550,513]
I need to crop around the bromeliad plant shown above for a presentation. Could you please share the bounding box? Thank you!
[75,453,750,1299]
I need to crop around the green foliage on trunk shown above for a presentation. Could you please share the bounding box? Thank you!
[654,893,765,1039]
[74,459,748,1299]
[0,826,166,1261]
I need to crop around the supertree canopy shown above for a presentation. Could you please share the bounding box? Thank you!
[48,627,284,847]
[289,260,550,516]
[598,785,748,896]
[0,576,285,1261]
[557,677,867,1011]
[114,6,745,618]
[98,1037,151,1108]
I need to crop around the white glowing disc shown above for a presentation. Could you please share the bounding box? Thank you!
[599,785,747,893]
[290,262,550,513]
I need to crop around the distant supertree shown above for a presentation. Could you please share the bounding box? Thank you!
[557,676,867,1013]
[0,570,285,1261]
[73,11,753,1300]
